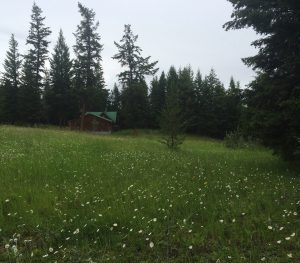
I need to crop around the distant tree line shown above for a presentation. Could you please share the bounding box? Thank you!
[0,2,242,139]
[2,1,298,160]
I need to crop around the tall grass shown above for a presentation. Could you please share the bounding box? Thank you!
[0,126,299,262]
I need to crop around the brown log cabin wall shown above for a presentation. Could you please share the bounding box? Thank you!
[69,115,113,132]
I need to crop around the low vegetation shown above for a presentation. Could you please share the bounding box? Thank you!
[0,126,299,262]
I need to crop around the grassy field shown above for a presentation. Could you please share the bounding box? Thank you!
[0,126,299,262]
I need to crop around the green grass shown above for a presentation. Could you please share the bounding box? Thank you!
[0,126,299,262]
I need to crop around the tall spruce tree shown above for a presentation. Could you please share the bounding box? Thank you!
[113,24,157,128]
[0,34,22,123]
[225,77,242,133]
[112,24,158,85]
[19,2,51,124]
[197,69,227,138]
[45,30,73,126]
[73,2,106,127]
[177,66,197,131]
[108,84,121,112]
[224,0,300,160]
[149,72,166,127]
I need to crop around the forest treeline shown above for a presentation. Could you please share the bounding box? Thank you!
[0,2,242,138]
[0,1,299,161]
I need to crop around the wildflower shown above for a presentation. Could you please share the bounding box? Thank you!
[49,247,54,253]
[285,237,291,240]
[5,244,10,249]
[261,257,266,261]
[287,253,292,258]
[291,233,295,237]
[153,218,157,222]
[73,228,80,235]
[267,226,272,230]
[189,245,193,250]
[113,223,118,227]
[149,242,154,248]
[232,219,236,223]
[122,244,126,248]
[219,219,224,223]
[12,245,18,254]
[277,240,281,244]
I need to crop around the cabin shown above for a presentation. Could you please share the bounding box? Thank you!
[69,112,117,133]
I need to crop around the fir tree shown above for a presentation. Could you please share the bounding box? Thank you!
[0,34,22,123]
[73,2,106,127]
[160,91,185,149]
[225,0,300,160]
[19,2,51,124]
[45,30,73,126]
[112,24,158,85]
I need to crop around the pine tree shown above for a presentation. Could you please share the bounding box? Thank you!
[160,91,185,149]
[225,0,300,160]
[26,2,51,90]
[225,77,242,133]
[112,24,158,85]
[45,30,73,126]
[166,66,178,94]
[19,2,51,124]
[198,69,227,138]
[120,81,150,129]
[109,83,121,112]
[73,2,106,127]
[0,34,22,123]
[149,72,166,127]
[177,66,197,131]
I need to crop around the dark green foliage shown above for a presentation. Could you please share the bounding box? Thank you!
[108,84,121,112]
[196,69,227,138]
[112,24,159,85]
[19,3,51,124]
[160,91,185,149]
[120,81,150,129]
[177,66,198,131]
[44,30,73,126]
[149,72,166,128]
[225,0,300,160]
[0,34,21,123]
[225,77,242,133]
[18,59,43,124]
[73,2,106,113]
[25,2,51,90]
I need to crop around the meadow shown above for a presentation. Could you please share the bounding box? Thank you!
[0,126,299,262]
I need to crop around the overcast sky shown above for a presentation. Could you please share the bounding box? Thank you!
[0,0,258,89]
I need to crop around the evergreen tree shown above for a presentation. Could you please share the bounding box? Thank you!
[160,91,185,149]
[166,66,178,94]
[225,77,242,133]
[0,34,22,123]
[197,69,227,138]
[19,2,51,124]
[177,66,197,131]
[73,2,106,123]
[45,30,73,126]
[112,24,158,85]
[225,0,300,160]
[108,84,121,112]
[120,81,150,129]
[26,2,51,90]
[149,72,166,127]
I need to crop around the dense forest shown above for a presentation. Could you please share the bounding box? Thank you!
[0,1,299,161]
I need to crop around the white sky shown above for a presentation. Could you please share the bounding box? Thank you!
[0,0,258,89]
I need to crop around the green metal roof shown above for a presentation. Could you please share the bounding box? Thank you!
[85,112,117,123]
